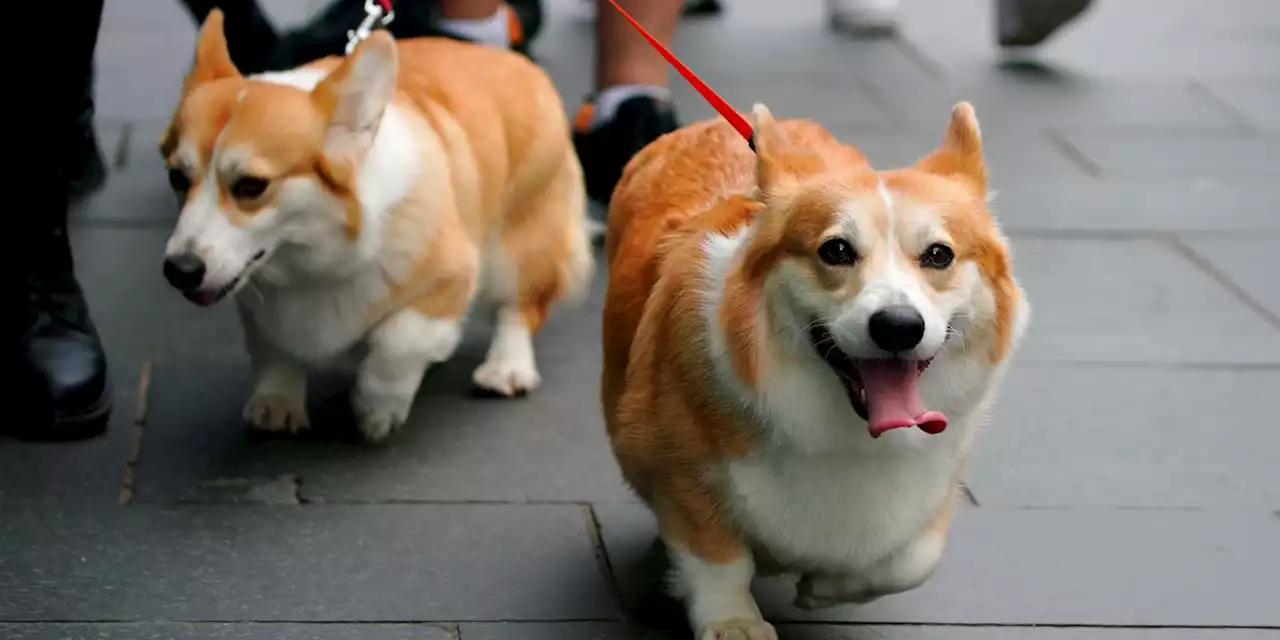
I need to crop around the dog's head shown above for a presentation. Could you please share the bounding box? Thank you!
[742,103,1023,439]
[159,10,399,305]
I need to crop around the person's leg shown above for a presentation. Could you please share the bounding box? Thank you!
[437,0,511,48]
[573,0,683,205]
[13,0,111,441]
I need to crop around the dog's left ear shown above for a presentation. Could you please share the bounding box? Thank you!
[311,31,399,166]
[915,102,986,192]
[752,103,826,196]
[183,9,242,94]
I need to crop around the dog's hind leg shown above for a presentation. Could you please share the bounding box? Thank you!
[473,148,593,397]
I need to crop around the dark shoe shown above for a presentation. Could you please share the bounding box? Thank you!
[683,0,724,17]
[572,95,680,204]
[13,221,111,441]
[996,0,1093,47]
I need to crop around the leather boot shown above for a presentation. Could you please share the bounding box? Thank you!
[13,204,111,441]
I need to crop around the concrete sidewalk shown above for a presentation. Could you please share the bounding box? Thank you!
[3,0,1278,638]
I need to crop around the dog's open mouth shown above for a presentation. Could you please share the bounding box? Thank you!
[182,250,267,307]
[809,325,948,438]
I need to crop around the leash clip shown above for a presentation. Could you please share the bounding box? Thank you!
[346,0,396,54]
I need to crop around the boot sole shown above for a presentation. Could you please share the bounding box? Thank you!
[13,381,113,442]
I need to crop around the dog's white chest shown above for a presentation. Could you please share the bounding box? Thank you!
[239,271,389,364]
[723,441,958,573]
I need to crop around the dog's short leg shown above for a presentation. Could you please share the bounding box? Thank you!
[793,530,946,609]
[660,501,777,640]
[794,488,957,609]
[242,324,310,434]
[472,304,541,397]
[353,309,462,443]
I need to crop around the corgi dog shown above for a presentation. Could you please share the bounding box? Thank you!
[601,103,1028,638]
[160,12,592,443]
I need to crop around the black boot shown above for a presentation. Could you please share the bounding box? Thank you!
[14,207,112,441]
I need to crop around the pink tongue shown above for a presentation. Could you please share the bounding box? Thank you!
[856,360,948,438]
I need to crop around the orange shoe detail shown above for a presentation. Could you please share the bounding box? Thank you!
[573,102,596,133]
[505,4,525,47]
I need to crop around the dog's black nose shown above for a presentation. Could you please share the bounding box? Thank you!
[868,305,926,353]
[163,254,206,292]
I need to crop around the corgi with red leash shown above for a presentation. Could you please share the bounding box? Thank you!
[601,103,1029,638]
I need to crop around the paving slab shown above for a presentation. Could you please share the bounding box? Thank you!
[1199,80,1280,133]
[834,129,1091,182]
[984,181,1280,232]
[968,364,1280,508]
[895,0,1280,81]
[130,350,631,505]
[1179,237,1280,320]
[0,623,455,640]
[0,504,617,622]
[1008,236,1280,364]
[1063,136,1277,181]
[462,622,1280,640]
[868,75,1243,133]
[592,503,1280,627]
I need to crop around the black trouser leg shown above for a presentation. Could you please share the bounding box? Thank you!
[12,0,112,441]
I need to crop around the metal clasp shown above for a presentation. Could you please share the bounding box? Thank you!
[346,0,396,54]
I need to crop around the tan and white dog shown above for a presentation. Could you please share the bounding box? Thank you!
[602,103,1028,638]
[160,12,592,442]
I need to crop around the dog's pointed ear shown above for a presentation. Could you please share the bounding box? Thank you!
[915,102,986,191]
[753,103,826,195]
[310,31,398,167]
[183,9,242,94]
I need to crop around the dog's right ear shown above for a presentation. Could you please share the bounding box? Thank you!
[182,9,242,95]
[752,103,825,196]
[310,31,399,168]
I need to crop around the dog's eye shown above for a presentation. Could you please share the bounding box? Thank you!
[167,167,190,192]
[920,243,955,269]
[818,238,857,266]
[230,176,270,200]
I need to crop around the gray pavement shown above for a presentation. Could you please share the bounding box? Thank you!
[3,0,1279,637]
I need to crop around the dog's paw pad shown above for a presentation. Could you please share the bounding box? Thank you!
[243,394,309,434]
[698,619,778,640]
[472,358,541,397]
[356,409,403,444]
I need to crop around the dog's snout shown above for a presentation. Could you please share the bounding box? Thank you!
[868,305,926,353]
[163,253,207,292]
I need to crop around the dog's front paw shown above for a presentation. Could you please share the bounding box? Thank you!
[697,619,778,640]
[472,356,541,397]
[794,573,881,610]
[243,394,310,434]
[351,390,411,444]
[355,409,404,443]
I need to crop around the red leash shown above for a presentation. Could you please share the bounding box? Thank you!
[604,0,756,151]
